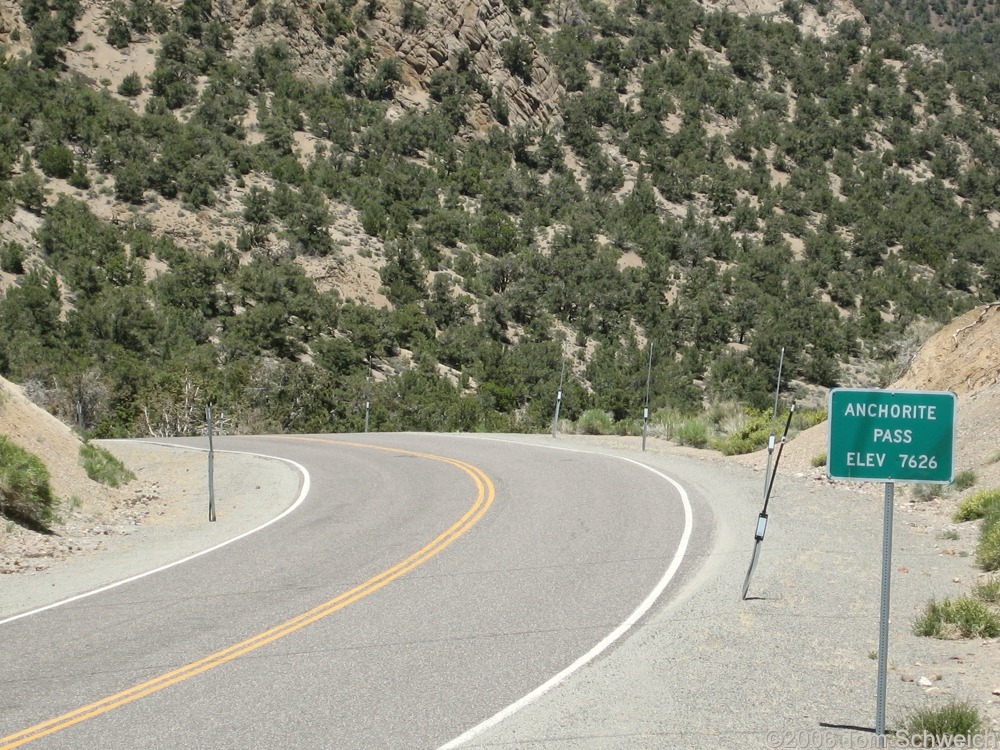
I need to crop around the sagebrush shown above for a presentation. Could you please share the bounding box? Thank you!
[0,437,59,531]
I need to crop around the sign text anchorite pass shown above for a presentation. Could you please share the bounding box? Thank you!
[827,388,956,484]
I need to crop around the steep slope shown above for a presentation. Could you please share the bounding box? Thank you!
[894,303,1000,396]
[0,375,161,573]
[0,375,99,500]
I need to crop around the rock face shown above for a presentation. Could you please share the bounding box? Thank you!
[0,0,865,131]
[371,0,562,127]
[211,0,563,130]
[894,304,1000,396]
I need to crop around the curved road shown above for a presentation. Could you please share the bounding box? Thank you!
[0,433,705,750]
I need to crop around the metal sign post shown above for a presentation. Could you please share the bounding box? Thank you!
[642,342,653,451]
[206,403,216,522]
[875,481,894,746]
[552,360,566,438]
[827,388,956,747]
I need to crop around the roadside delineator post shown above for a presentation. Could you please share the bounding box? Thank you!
[642,342,653,452]
[552,360,566,438]
[206,403,216,522]
[364,355,372,434]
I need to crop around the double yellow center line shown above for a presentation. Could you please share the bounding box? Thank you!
[1,440,495,749]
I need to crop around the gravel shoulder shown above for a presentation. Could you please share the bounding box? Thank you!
[457,433,1000,749]
[0,440,304,620]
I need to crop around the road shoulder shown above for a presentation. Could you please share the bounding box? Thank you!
[454,434,1000,749]
[0,440,303,620]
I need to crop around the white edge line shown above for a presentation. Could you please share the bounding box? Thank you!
[436,437,694,750]
[0,441,311,627]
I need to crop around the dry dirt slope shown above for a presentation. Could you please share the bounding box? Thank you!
[0,377,164,573]
[767,302,1000,491]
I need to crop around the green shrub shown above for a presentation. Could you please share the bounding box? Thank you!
[953,469,977,491]
[811,452,827,468]
[649,407,685,440]
[115,161,147,204]
[913,596,1000,638]
[249,3,266,26]
[973,576,1000,604]
[615,419,641,437]
[711,408,798,456]
[713,410,771,455]
[898,700,983,746]
[500,36,533,83]
[912,483,945,502]
[706,401,745,432]
[792,407,826,430]
[576,409,613,435]
[675,418,709,448]
[118,71,143,97]
[79,443,135,488]
[400,0,427,30]
[0,241,26,274]
[68,160,90,189]
[107,16,131,48]
[715,434,761,455]
[0,437,59,530]
[37,144,75,179]
[954,488,1000,522]
[977,515,1000,571]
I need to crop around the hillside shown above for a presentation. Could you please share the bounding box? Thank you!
[774,304,1000,492]
[1,0,1000,439]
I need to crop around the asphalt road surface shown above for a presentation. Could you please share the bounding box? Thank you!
[0,433,705,750]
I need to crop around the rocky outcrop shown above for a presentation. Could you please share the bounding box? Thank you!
[0,2,17,37]
[217,0,563,130]
[368,0,563,128]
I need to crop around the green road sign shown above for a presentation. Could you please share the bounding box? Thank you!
[828,388,956,484]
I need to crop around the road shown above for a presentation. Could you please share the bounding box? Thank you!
[0,433,703,750]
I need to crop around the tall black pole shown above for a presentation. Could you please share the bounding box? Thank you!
[763,347,785,504]
[741,348,789,600]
